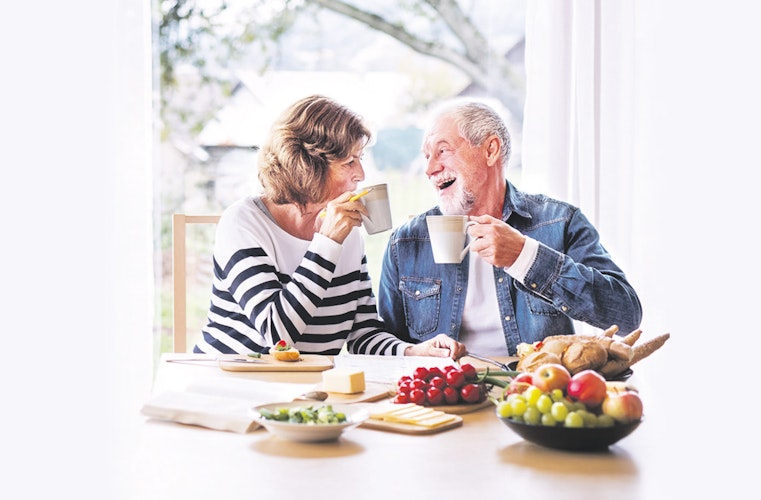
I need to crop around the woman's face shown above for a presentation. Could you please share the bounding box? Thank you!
[324,145,366,200]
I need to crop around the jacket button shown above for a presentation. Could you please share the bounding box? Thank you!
[505,316,511,321]
[415,290,420,296]
[530,283,537,289]
[561,305,568,312]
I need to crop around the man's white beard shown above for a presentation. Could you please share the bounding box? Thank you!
[439,183,476,215]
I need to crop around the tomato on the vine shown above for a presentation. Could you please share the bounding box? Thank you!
[410,378,428,391]
[413,367,430,381]
[426,387,444,406]
[443,386,459,405]
[445,369,466,388]
[460,363,477,381]
[397,380,411,395]
[460,383,483,404]
[429,376,446,390]
[409,388,426,405]
[393,393,409,404]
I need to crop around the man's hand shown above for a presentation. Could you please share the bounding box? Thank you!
[467,214,526,268]
[404,333,467,359]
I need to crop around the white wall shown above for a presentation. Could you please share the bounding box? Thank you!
[629,1,759,495]
[1,0,758,496]
[630,1,760,371]
[1,1,154,498]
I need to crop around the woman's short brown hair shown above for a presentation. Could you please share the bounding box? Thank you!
[257,95,371,207]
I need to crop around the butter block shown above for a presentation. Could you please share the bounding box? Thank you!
[322,368,366,394]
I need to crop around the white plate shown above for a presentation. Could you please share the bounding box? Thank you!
[250,402,368,442]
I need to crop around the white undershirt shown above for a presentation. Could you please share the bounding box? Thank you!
[459,252,507,355]
[459,237,539,356]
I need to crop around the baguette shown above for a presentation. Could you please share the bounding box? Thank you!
[621,328,642,346]
[631,333,671,365]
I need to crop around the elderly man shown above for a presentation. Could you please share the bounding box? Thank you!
[378,99,642,356]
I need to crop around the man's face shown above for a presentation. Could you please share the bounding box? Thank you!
[422,116,483,215]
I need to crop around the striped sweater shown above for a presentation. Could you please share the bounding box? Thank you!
[193,196,411,356]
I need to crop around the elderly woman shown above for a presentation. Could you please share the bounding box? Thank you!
[194,95,465,358]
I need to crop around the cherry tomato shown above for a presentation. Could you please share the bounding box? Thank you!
[410,378,428,391]
[393,393,409,404]
[460,383,483,404]
[398,375,413,385]
[445,369,465,388]
[426,387,444,406]
[409,388,426,405]
[460,363,477,381]
[443,386,459,405]
[274,340,288,350]
[396,380,411,395]
[429,376,446,390]
[413,367,430,381]
[427,367,444,379]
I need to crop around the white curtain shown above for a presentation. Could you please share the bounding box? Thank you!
[522,0,636,269]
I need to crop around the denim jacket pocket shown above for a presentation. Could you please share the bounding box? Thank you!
[399,277,441,338]
[516,282,561,317]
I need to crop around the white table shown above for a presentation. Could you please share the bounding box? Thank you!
[124,352,731,500]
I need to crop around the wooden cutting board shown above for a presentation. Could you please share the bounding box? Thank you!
[360,403,464,435]
[321,382,393,404]
[361,415,463,435]
[219,354,334,372]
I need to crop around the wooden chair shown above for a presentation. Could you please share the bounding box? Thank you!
[172,214,221,352]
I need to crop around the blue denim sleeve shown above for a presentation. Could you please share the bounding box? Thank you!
[521,210,643,333]
[377,230,414,342]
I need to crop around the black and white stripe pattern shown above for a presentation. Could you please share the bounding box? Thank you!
[194,196,409,356]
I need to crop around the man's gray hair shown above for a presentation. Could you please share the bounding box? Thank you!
[430,99,511,165]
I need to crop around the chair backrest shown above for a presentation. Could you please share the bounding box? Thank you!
[172,214,221,353]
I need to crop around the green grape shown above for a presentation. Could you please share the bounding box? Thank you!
[596,414,615,427]
[523,386,542,407]
[541,413,557,427]
[536,393,553,414]
[564,411,584,428]
[580,411,598,428]
[550,388,565,402]
[496,401,513,418]
[523,406,541,425]
[570,401,587,412]
[510,397,528,417]
[550,401,569,422]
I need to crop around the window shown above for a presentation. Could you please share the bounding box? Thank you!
[154,0,527,358]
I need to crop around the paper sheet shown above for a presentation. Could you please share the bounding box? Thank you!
[141,378,319,433]
[333,354,457,384]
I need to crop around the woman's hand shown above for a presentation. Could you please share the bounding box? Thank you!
[404,334,467,360]
[318,192,368,243]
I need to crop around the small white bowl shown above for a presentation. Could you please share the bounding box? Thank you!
[250,402,368,442]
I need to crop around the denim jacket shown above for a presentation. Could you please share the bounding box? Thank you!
[377,181,642,355]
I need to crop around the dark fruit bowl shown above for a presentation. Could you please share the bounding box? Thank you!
[506,361,633,382]
[499,417,642,451]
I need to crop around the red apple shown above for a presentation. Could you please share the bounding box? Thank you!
[504,380,532,396]
[566,369,607,407]
[513,372,534,385]
[531,363,571,393]
[602,390,643,424]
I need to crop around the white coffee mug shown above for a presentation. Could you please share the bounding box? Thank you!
[426,215,476,264]
[360,183,393,234]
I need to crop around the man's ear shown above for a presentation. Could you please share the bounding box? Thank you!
[485,135,501,167]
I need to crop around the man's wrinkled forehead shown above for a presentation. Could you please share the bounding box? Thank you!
[422,114,456,151]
